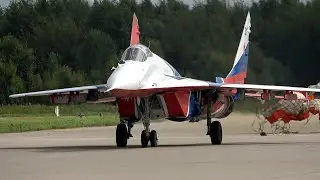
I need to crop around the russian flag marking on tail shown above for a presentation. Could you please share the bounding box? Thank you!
[223,12,251,84]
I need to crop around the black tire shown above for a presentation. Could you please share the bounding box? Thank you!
[116,123,128,147]
[210,121,222,145]
[150,130,158,147]
[141,130,149,148]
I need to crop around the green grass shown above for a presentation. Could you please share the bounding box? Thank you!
[0,115,119,133]
[0,104,119,133]
[0,104,117,117]
[0,99,263,133]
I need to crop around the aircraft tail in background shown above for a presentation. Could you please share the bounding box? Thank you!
[216,12,251,84]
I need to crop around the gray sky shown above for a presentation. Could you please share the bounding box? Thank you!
[0,0,262,8]
[0,0,311,8]
[0,0,10,7]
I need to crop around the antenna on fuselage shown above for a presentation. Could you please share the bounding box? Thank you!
[148,41,151,49]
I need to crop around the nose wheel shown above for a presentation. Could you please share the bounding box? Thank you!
[150,130,158,147]
[141,130,158,147]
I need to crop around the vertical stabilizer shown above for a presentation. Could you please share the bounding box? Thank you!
[218,12,251,84]
[130,13,140,46]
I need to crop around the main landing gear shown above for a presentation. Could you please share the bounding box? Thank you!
[116,97,158,148]
[116,93,223,148]
[116,121,128,147]
[206,92,223,145]
[116,117,134,147]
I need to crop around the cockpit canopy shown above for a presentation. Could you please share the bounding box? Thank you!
[120,44,152,63]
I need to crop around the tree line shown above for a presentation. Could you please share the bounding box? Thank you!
[0,0,319,104]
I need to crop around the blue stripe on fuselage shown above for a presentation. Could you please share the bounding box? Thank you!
[188,92,201,118]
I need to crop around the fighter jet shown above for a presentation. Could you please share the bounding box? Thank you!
[10,12,320,148]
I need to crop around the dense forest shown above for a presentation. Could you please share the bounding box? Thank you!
[0,0,319,104]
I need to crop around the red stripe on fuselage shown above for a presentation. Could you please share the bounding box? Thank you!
[162,91,190,117]
[116,97,137,119]
[110,86,210,97]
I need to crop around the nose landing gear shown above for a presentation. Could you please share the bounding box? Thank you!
[116,96,159,148]
[141,129,158,148]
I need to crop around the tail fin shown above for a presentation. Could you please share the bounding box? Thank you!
[130,13,140,46]
[217,12,251,84]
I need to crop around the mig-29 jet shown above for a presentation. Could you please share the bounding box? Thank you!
[10,12,320,148]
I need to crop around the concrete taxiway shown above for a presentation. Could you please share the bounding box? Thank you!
[1,113,320,180]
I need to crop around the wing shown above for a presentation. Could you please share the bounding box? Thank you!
[218,83,320,93]
[150,75,320,94]
[218,83,320,100]
[107,73,320,100]
[123,74,320,100]
[9,84,108,98]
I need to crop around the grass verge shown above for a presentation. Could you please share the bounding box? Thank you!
[0,114,119,133]
[0,104,119,133]
[0,99,263,133]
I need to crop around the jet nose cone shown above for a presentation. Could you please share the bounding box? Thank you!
[106,70,118,90]
[106,62,143,91]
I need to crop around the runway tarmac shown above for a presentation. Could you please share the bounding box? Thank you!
[1,113,320,180]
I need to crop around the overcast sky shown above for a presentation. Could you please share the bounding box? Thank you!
[0,0,311,8]
[0,0,266,8]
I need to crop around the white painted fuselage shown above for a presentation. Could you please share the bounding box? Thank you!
[106,44,235,122]
[106,44,210,98]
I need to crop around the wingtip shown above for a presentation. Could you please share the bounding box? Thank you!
[9,94,22,98]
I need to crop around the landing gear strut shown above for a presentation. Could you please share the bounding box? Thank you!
[140,97,158,148]
[115,97,158,148]
[206,92,223,145]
